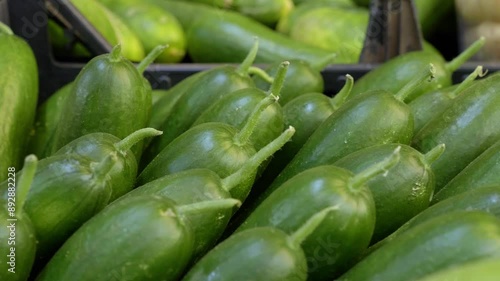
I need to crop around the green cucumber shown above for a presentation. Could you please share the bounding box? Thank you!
[27,83,71,159]
[413,72,500,192]
[415,258,500,281]
[259,75,353,183]
[230,0,294,27]
[0,23,38,181]
[180,0,294,27]
[433,140,500,203]
[288,6,369,63]
[371,185,500,253]
[258,64,435,200]
[102,5,145,62]
[0,155,37,281]
[192,61,288,151]
[117,127,295,259]
[235,148,399,280]
[338,211,500,281]
[70,0,145,61]
[0,153,117,265]
[334,143,444,243]
[252,56,334,105]
[141,40,259,166]
[36,195,194,281]
[100,1,186,63]
[182,207,336,281]
[50,45,161,159]
[277,0,360,34]
[409,65,485,135]
[350,38,485,101]
[149,0,335,65]
[30,53,168,160]
[54,128,162,200]
[138,95,282,201]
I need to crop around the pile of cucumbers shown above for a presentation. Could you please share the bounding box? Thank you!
[50,0,455,65]
[3,13,500,281]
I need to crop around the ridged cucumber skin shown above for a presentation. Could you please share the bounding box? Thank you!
[36,195,194,281]
[334,144,435,243]
[339,211,500,281]
[182,227,307,281]
[236,165,375,280]
[413,72,500,192]
[265,90,413,197]
[434,141,500,203]
[0,25,38,181]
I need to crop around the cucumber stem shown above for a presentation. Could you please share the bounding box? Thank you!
[446,37,486,73]
[348,146,401,191]
[248,67,274,84]
[136,45,167,74]
[222,126,295,192]
[449,66,486,99]
[115,128,163,153]
[233,94,279,145]
[424,144,446,166]
[330,74,354,110]
[394,64,436,102]
[17,155,38,211]
[109,44,122,62]
[267,61,290,97]
[91,153,118,182]
[236,37,259,75]
[177,199,242,214]
[310,53,337,71]
[0,22,13,35]
[288,206,339,246]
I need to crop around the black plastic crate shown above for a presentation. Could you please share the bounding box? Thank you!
[5,0,500,103]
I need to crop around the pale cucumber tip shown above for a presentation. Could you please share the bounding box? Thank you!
[0,22,13,35]
[477,65,488,77]
[24,154,38,164]
[109,44,123,62]
[429,63,436,79]
[424,143,446,165]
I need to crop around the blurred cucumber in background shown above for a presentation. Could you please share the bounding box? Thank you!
[99,0,187,63]
[46,0,458,65]
[457,0,500,61]
[178,0,295,27]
